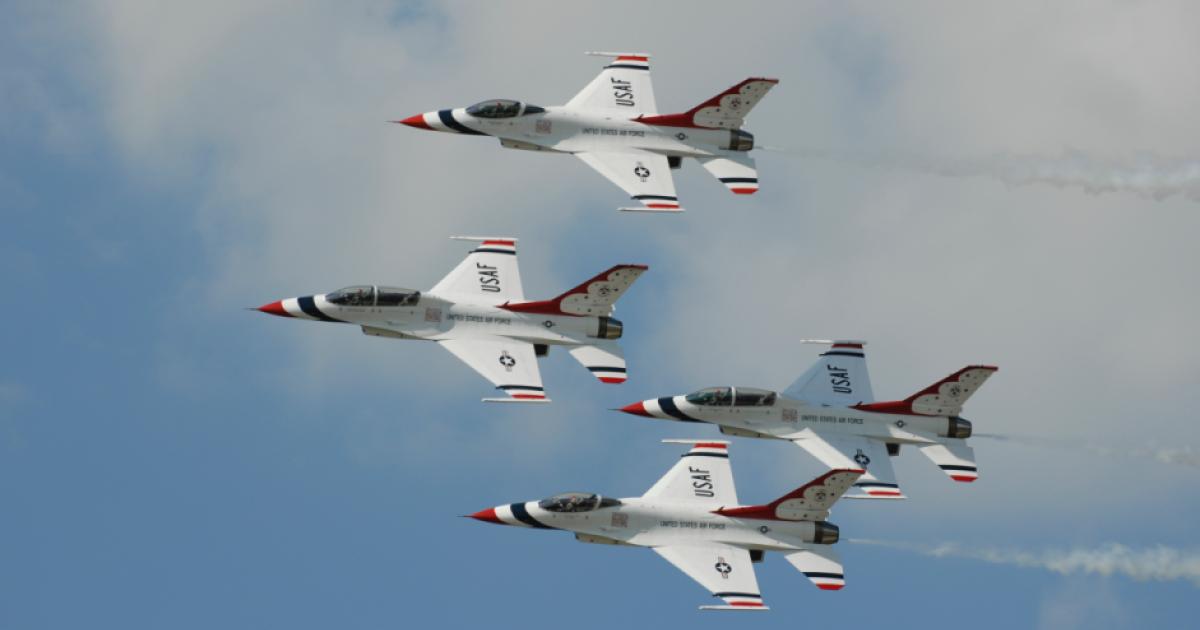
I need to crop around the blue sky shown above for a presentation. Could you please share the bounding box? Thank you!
[3,2,1199,628]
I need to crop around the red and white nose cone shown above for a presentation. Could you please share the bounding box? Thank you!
[257,300,291,318]
[469,508,503,524]
[395,113,432,130]
[619,401,651,417]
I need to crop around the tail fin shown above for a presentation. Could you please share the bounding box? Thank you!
[501,264,648,316]
[855,365,997,417]
[637,77,779,130]
[643,440,737,505]
[714,469,863,522]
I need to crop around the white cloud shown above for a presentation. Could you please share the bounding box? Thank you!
[23,0,1200,520]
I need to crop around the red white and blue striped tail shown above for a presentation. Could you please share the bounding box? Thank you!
[920,441,979,483]
[699,154,759,195]
[567,343,627,384]
[784,547,846,591]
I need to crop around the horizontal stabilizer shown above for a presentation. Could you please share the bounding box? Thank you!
[855,365,997,416]
[568,343,626,384]
[698,153,758,195]
[502,264,648,316]
[637,77,779,129]
[920,440,978,483]
[715,468,862,522]
[481,397,552,404]
[784,546,845,591]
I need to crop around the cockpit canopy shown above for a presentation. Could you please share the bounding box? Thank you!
[326,285,420,307]
[685,386,777,407]
[465,99,546,119]
[537,492,621,513]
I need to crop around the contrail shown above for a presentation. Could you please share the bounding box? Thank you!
[850,539,1200,586]
[975,433,1200,469]
[786,148,1200,202]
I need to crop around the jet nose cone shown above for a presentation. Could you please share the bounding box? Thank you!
[468,508,503,525]
[257,300,291,317]
[394,113,432,130]
[619,401,651,417]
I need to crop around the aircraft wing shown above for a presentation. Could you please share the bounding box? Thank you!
[643,441,737,506]
[782,341,874,406]
[575,151,682,212]
[430,237,523,302]
[653,545,767,610]
[565,52,657,115]
[790,429,905,499]
[437,338,547,402]
[783,546,846,591]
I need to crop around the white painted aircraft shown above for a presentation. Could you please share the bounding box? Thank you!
[256,236,647,402]
[396,52,778,212]
[470,440,862,610]
[619,341,997,499]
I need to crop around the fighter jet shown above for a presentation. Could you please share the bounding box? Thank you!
[619,341,997,499]
[469,440,862,610]
[396,52,778,212]
[256,236,646,402]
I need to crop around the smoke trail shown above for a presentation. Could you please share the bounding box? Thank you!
[790,148,1200,202]
[975,433,1200,469]
[850,539,1200,586]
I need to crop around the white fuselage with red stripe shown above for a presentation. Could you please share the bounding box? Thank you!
[269,291,615,347]
[412,106,742,158]
[628,394,961,448]
[481,497,831,552]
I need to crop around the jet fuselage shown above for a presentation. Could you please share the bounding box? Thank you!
[260,290,620,347]
[403,105,752,158]
[624,391,970,447]
[473,496,838,552]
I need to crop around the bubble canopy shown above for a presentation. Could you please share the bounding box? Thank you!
[465,100,546,119]
[685,387,777,407]
[537,493,621,513]
[326,286,420,307]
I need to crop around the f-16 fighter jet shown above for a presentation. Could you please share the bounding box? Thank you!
[619,341,997,499]
[396,52,778,212]
[256,236,646,403]
[469,440,862,610]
